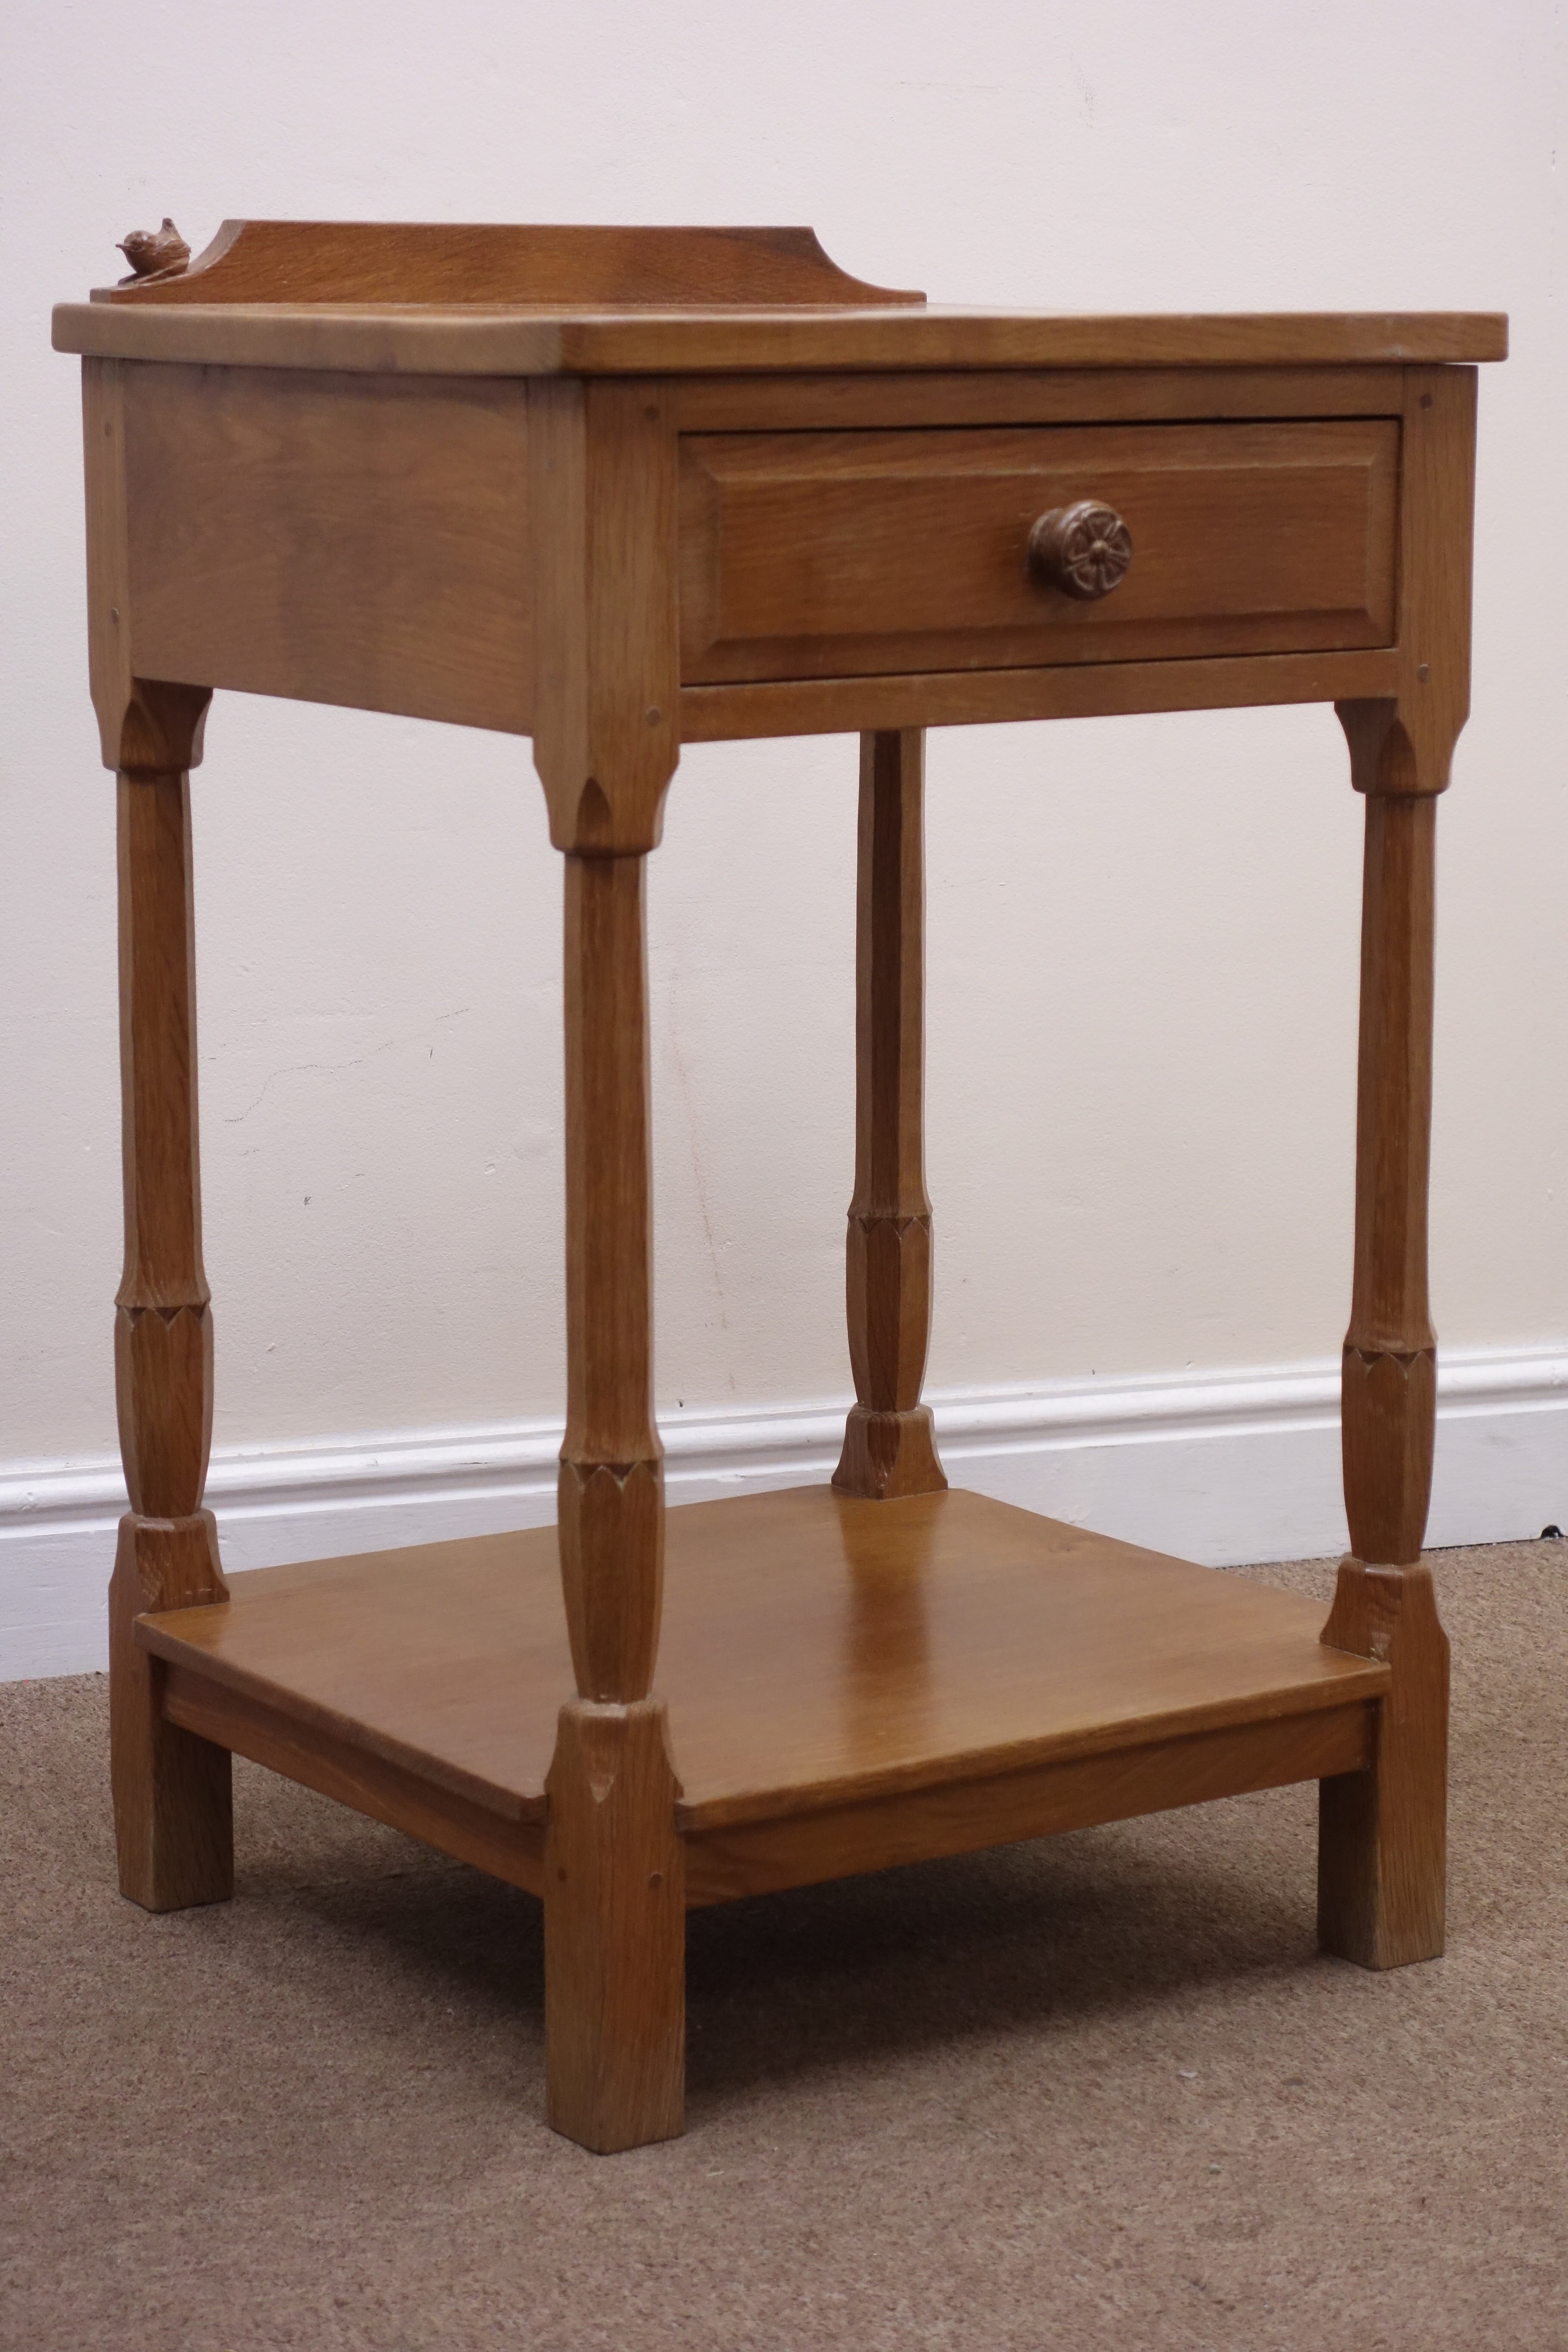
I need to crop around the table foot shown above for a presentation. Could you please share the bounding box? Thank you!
[110,1511,232,1911]
[545,1697,685,2153]
[1318,1557,1448,1967]
[833,1403,947,1500]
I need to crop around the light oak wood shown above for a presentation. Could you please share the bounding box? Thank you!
[672,366,1411,433]
[680,646,1402,743]
[1335,367,1478,800]
[144,1513,1376,1913]
[1335,380,1470,1556]
[689,1703,1375,1905]
[95,219,925,309]
[539,411,678,2149]
[110,736,232,1912]
[100,362,1410,748]
[61,220,1501,2151]
[54,300,1508,380]
[545,1699,685,2152]
[1316,364,1471,1970]
[141,1542,553,1815]
[834,732,946,1500]
[1318,748,1449,1974]
[1340,794,1439,1566]
[1319,1562,1448,1966]
[121,364,531,735]
[163,1661,546,1896]
[528,379,679,851]
[679,421,1398,684]
[557,854,664,1703]
[137,1488,1391,1845]
[81,360,212,771]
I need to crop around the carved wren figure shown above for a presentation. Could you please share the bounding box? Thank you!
[116,219,191,285]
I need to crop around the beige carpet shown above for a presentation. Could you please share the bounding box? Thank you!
[3,1538,1566,2351]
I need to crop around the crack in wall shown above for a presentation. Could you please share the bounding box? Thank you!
[220,1008,471,1124]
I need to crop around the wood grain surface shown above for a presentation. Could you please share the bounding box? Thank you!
[1314,366,1469,1971]
[138,1488,1390,1846]
[64,225,1495,2156]
[101,357,1418,746]
[679,420,1398,683]
[81,359,213,771]
[1335,366,1478,801]
[527,378,679,851]
[93,219,925,309]
[54,302,1508,379]
[1318,1559,1448,1967]
[122,364,532,735]
[545,1698,686,2150]
[671,365,1411,433]
[110,743,233,1912]
[688,1703,1375,1905]
[557,854,665,1702]
[1340,793,1439,1566]
[163,1662,546,1895]
[679,646,1402,742]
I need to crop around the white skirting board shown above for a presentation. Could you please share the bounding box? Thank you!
[3,1344,1564,1681]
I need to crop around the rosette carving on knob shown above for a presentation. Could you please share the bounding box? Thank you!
[1028,499,1133,601]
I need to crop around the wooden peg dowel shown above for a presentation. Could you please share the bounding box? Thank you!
[110,753,232,1912]
[834,730,947,1500]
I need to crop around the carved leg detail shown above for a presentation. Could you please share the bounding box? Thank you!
[528,377,686,2148]
[111,749,232,1911]
[555,853,665,1706]
[834,730,947,1501]
[547,851,682,2149]
[1341,1342,1436,1571]
[1320,777,1447,1967]
[557,1456,665,1707]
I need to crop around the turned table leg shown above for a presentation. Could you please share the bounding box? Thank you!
[834,730,947,1500]
[1317,365,1475,1970]
[528,374,686,2152]
[543,852,684,2152]
[110,721,233,1911]
[1318,758,1449,1967]
[83,362,231,1907]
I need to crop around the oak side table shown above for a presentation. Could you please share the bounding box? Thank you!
[54,223,1506,2153]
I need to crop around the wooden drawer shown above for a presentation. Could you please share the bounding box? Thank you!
[678,419,1398,683]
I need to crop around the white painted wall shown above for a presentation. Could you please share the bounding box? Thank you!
[4,0,1566,1672]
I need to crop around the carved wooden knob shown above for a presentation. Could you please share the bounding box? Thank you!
[1027,500,1133,600]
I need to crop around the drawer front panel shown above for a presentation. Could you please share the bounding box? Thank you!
[679,420,1398,683]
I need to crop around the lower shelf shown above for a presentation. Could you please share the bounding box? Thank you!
[138,1485,1388,1906]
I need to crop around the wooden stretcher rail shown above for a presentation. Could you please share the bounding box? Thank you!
[161,1649,1377,1913]
[679,648,1403,740]
[683,1704,1378,1906]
